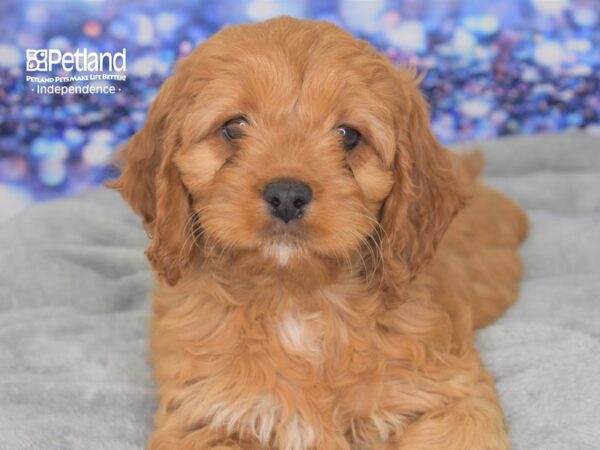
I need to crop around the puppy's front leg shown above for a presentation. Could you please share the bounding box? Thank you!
[392,380,509,450]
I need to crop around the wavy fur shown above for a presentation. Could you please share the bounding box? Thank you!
[109,17,528,450]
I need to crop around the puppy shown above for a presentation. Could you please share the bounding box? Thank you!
[109,16,528,450]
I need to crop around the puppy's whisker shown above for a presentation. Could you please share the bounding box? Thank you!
[176,211,201,267]
[339,228,370,279]
[356,235,377,286]
[336,211,382,279]
[338,245,354,277]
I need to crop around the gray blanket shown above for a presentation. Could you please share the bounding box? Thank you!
[1,132,599,450]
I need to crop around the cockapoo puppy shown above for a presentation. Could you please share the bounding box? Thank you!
[110,16,528,450]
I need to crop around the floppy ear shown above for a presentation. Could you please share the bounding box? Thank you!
[107,76,193,286]
[380,76,469,287]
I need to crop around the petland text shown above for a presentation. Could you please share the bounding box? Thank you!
[26,49,126,72]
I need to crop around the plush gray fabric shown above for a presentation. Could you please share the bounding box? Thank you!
[0,131,598,450]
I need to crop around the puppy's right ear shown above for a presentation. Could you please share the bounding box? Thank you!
[106,114,161,231]
[106,76,193,285]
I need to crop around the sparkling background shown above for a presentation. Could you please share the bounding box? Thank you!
[0,0,599,221]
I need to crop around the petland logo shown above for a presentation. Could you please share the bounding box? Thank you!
[26,48,126,72]
[26,48,127,95]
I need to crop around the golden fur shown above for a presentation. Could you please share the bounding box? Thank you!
[109,17,528,450]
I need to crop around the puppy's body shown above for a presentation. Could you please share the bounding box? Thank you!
[148,161,527,450]
[110,17,528,450]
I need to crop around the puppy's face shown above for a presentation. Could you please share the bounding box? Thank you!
[174,27,398,267]
[110,18,466,286]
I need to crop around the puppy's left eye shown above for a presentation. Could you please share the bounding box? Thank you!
[336,126,361,151]
[222,118,248,141]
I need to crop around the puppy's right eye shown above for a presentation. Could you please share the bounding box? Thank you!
[222,118,248,141]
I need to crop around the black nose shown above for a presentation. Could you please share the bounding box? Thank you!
[263,179,312,223]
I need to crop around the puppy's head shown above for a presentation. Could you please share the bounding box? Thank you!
[109,17,467,287]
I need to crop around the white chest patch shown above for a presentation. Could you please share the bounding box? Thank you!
[278,313,322,358]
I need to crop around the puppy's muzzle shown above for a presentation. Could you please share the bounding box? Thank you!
[263,178,312,223]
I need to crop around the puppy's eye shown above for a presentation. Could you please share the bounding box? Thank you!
[336,126,361,151]
[222,118,248,141]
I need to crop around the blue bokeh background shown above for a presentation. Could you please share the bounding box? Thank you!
[0,0,599,221]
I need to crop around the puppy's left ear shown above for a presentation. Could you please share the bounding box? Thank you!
[380,73,470,285]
